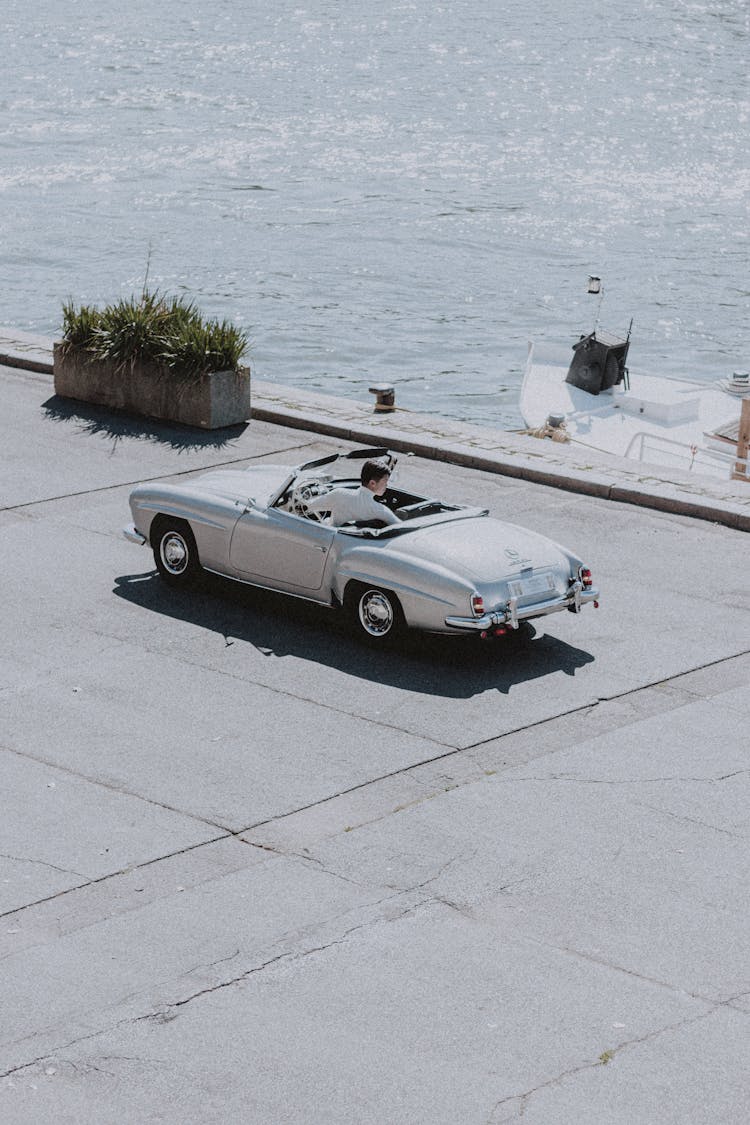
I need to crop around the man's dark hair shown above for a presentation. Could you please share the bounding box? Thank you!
[360,460,390,487]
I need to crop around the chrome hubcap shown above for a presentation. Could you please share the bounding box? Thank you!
[161,532,188,575]
[359,590,393,637]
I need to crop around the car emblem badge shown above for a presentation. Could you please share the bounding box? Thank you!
[504,547,532,566]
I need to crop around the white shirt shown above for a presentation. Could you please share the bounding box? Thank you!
[307,484,400,527]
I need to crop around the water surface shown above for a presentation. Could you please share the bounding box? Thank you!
[2,0,747,425]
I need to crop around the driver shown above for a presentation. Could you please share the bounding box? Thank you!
[306,460,401,527]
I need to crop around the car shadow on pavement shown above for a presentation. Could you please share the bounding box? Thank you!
[113,570,595,698]
[42,395,249,452]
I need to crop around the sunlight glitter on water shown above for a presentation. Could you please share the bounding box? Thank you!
[1,0,748,426]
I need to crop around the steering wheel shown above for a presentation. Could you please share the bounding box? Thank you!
[291,478,330,521]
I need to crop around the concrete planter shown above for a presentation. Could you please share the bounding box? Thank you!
[53,343,251,429]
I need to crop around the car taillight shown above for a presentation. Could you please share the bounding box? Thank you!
[471,594,484,617]
[580,567,593,588]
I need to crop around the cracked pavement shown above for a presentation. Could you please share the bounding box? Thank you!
[1,363,749,1123]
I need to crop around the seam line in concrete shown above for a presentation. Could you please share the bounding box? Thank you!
[0,739,234,834]
[0,438,321,514]
[0,832,233,924]
[457,645,750,756]
[86,622,459,752]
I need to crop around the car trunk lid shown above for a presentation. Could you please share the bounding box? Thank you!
[384,516,570,583]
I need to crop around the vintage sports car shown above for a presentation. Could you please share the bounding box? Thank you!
[123,447,600,643]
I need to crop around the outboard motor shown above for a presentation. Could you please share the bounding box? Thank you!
[565,328,630,395]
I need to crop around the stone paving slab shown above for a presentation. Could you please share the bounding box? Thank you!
[0,749,219,916]
[501,1007,750,1125]
[0,854,381,1076]
[250,686,750,997]
[0,328,53,373]
[0,837,248,965]
[0,897,709,1125]
[240,655,750,856]
[1,622,445,833]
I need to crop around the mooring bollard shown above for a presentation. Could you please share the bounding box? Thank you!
[368,383,396,412]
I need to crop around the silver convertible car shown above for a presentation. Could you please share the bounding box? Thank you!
[123,447,599,643]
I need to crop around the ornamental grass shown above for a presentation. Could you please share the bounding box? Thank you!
[61,291,248,379]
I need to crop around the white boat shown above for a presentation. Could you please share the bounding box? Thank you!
[520,327,749,481]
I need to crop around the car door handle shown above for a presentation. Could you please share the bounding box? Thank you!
[316,545,328,553]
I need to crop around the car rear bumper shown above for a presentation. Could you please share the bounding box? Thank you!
[445,583,600,632]
[123,524,147,546]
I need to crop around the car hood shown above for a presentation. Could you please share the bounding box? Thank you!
[195,466,292,505]
[385,515,573,581]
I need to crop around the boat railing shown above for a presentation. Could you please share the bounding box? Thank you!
[624,431,748,478]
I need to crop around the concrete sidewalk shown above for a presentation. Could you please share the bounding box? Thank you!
[1,352,749,1124]
[2,327,748,531]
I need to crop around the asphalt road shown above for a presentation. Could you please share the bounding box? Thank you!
[2,364,749,1124]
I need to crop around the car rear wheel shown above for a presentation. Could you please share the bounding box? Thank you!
[151,518,202,586]
[346,583,405,644]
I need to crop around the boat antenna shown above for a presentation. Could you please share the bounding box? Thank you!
[587,275,604,335]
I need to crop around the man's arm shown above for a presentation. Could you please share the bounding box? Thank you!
[367,495,400,525]
[305,490,332,513]
[306,490,334,515]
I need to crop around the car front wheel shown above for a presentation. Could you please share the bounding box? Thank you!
[151,518,201,586]
[346,584,405,644]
